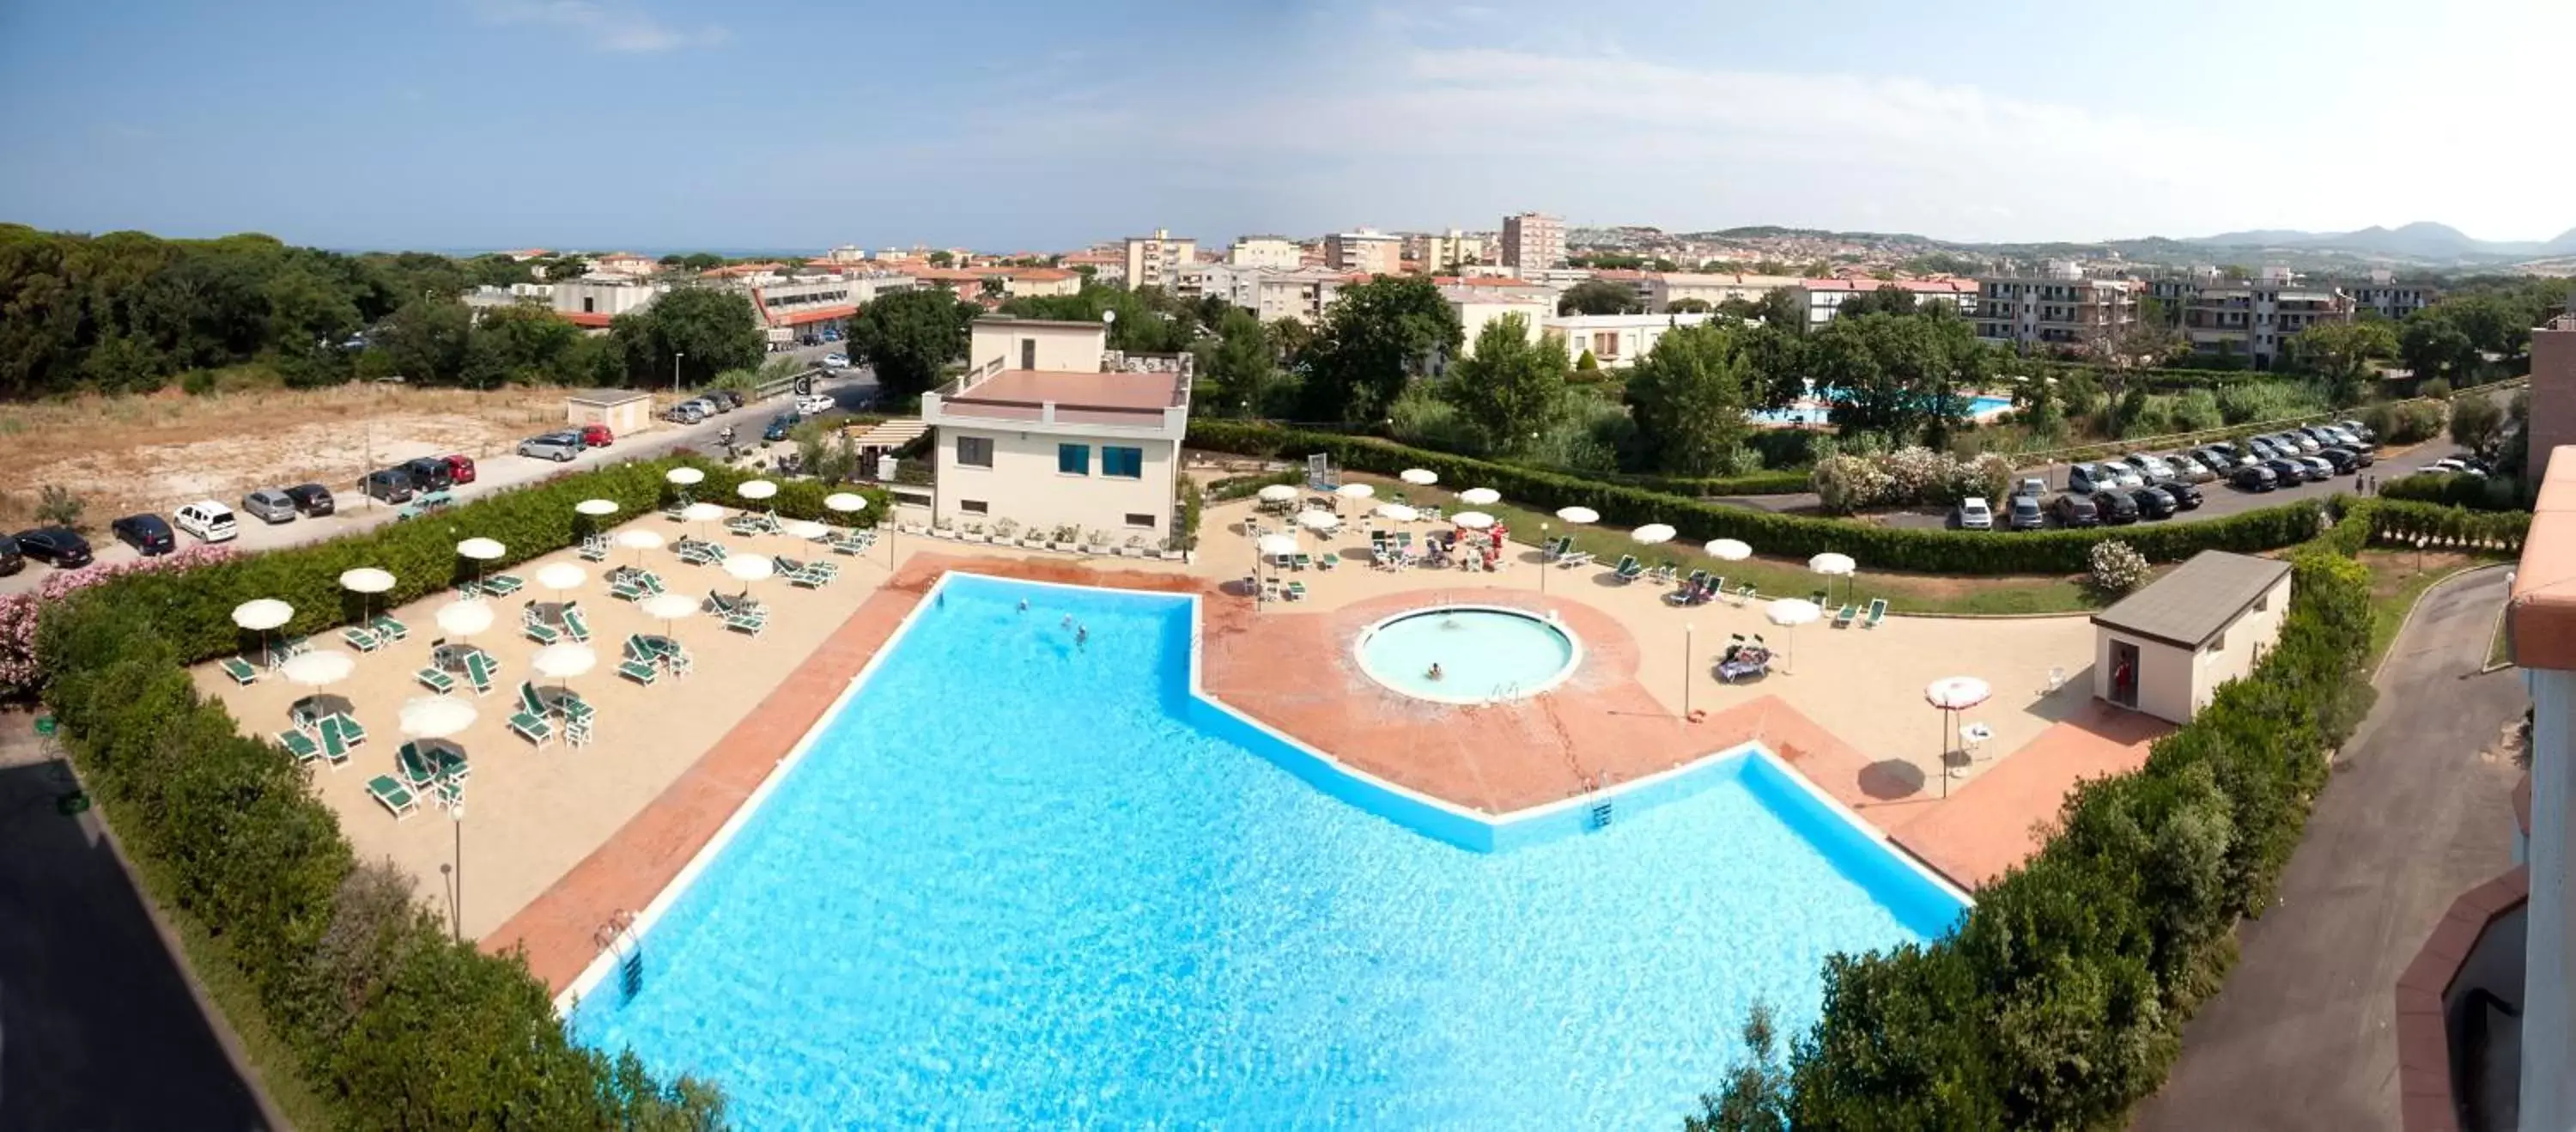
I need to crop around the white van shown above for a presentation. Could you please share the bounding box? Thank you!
[173,500,240,543]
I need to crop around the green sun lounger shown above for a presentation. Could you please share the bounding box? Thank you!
[431,746,469,783]
[332,712,367,745]
[524,619,560,646]
[619,659,659,685]
[482,575,524,597]
[371,613,408,641]
[1735,583,1758,604]
[319,717,353,765]
[464,652,495,696]
[416,666,455,695]
[725,611,766,636]
[276,728,322,764]
[562,607,592,642]
[611,580,645,601]
[1833,602,1857,628]
[1611,554,1643,582]
[368,775,417,819]
[396,743,440,791]
[518,681,548,721]
[638,572,666,595]
[1863,598,1887,628]
[222,656,259,685]
[579,537,609,562]
[1286,580,1308,600]
[509,710,553,748]
[340,625,381,652]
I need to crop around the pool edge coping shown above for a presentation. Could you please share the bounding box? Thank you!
[1347,604,1585,706]
[551,570,1973,1014]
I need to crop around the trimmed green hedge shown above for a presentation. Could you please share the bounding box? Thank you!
[1745,544,2375,1128]
[1188,421,2326,575]
[2367,497,2531,553]
[20,454,903,1129]
[2378,471,2534,513]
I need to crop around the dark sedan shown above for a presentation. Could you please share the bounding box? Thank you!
[2129,486,2176,520]
[2097,490,2142,524]
[0,535,21,576]
[2007,494,2045,531]
[2051,493,2101,526]
[2263,458,2311,484]
[284,483,336,515]
[14,526,94,568]
[2233,465,2278,491]
[2313,447,2360,475]
[2164,480,2204,509]
[110,514,176,555]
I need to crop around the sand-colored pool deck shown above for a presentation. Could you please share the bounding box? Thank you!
[192,495,2170,992]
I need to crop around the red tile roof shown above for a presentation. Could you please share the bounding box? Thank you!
[771,304,855,326]
[558,310,615,328]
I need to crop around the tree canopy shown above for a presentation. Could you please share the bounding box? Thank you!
[1832,284,1917,319]
[1194,308,1288,417]
[1622,321,1757,476]
[848,288,975,401]
[1807,307,1993,445]
[2284,320,2397,403]
[1557,278,1643,316]
[608,288,763,388]
[1437,313,1568,455]
[1297,276,1461,422]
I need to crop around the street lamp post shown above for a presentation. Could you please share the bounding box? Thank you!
[672,351,685,393]
[448,794,466,941]
[1539,521,1550,594]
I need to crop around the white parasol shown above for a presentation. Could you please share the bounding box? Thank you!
[680,502,724,524]
[639,592,698,627]
[735,479,778,502]
[1297,509,1341,533]
[535,563,587,596]
[1555,506,1599,525]
[1375,502,1419,522]
[1399,468,1439,486]
[1457,488,1501,506]
[782,519,830,540]
[617,529,666,551]
[1765,597,1822,674]
[823,492,869,514]
[398,696,478,739]
[1257,484,1300,503]
[665,466,706,486]
[1704,539,1752,561]
[575,498,619,517]
[455,538,506,562]
[1255,533,1300,557]
[723,554,775,584]
[1632,523,1676,545]
[279,648,355,688]
[1451,511,1496,530]
[434,599,495,638]
[338,568,395,594]
[232,599,294,631]
[1926,676,1994,794]
[1809,551,1857,605]
[530,642,598,681]
[1336,483,1376,501]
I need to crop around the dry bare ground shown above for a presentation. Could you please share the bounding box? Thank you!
[0,386,568,527]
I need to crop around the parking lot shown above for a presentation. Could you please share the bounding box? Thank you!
[1875,433,2467,532]
[0,368,876,596]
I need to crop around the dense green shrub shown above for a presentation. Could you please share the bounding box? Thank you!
[2358,399,2447,444]
[1741,548,2373,1128]
[1205,470,1303,501]
[2378,471,2533,513]
[2366,497,2531,552]
[1188,421,2325,575]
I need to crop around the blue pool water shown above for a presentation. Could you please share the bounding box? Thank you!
[570,575,1963,1128]
[1357,606,1577,702]
[1748,389,2010,426]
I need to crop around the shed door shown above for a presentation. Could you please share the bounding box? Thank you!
[2109,640,2141,709]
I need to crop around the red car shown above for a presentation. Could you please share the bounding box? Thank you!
[580,423,615,447]
[440,453,477,484]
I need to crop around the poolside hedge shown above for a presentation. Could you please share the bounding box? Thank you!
[1188,421,2328,575]
[19,455,860,1129]
[1700,532,2378,1127]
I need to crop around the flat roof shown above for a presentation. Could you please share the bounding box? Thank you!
[2090,551,2293,650]
[951,369,1180,410]
[971,315,1108,330]
[2511,444,2576,670]
[567,388,650,405]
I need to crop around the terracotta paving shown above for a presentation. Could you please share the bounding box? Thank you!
[495,552,2128,993]
[1883,700,2173,887]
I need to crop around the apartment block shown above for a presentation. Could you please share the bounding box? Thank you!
[1644,271,1802,314]
[1973,264,2139,350]
[1325,229,1403,276]
[1176,262,1351,325]
[1500,212,1565,275]
[2347,269,2439,321]
[1402,229,1484,272]
[1121,228,1196,291]
[1224,236,1301,270]
[2179,271,2354,367]
[1788,278,1978,331]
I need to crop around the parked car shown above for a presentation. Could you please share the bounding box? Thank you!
[2263,458,2311,484]
[2007,493,2045,531]
[2299,456,2336,481]
[1958,496,1993,531]
[2313,447,2359,475]
[2017,477,2049,499]
[763,411,801,442]
[2233,465,2278,491]
[440,453,477,484]
[698,390,735,412]
[664,401,708,425]
[2129,486,2177,520]
[2123,453,2176,484]
[2336,417,2374,441]
[111,513,176,555]
[0,534,19,576]
[2051,492,2101,526]
[241,489,298,524]
[2429,457,2467,473]
[580,423,615,447]
[172,500,239,543]
[798,393,836,416]
[2170,454,2217,483]
[2164,480,2204,509]
[823,351,849,368]
[2096,490,2142,524]
[517,432,583,462]
[399,457,455,492]
[2325,444,2373,468]
[2277,432,2320,453]
[283,483,336,516]
[14,526,93,568]
[360,469,415,504]
[2069,462,2137,494]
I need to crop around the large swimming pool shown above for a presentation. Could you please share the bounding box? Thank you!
[569,574,1964,1127]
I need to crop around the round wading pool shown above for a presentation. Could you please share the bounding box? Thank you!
[1354,605,1580,704]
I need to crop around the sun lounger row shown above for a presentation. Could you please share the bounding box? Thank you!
[578,534,610,562]
[675,539,728,567]
[775,556,837,587]
[829,528,875,556]
[278,709,368,768]
[459,575,523,599]
[373,740,469,817]
[726,512,781,537]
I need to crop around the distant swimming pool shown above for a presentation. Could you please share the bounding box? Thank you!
[568,574,1965,1127]
[1749,388,2011,427]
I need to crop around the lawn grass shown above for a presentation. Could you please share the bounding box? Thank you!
[1344,474,2113,616]
[2359,548,2510,670]
[2490,600,2515,669]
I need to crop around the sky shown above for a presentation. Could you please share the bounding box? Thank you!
[4,0,2573,253]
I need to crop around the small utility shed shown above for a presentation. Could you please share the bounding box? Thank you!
[2089,550,2294,724]
[565,389,653,436]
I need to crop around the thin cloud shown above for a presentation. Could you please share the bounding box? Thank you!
[472,0,728,54]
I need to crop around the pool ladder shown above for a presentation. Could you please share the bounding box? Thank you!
[1589,798,1614,831]
[596,910,645,1001]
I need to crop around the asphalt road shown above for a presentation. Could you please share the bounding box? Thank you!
[2130,567,2526,1131]
[0,368,878,597]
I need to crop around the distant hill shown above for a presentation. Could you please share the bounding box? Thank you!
[2183,222,2573,260]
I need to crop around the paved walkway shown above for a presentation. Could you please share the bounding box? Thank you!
[1893,700,2172,887]
[2131,566,2525,1131]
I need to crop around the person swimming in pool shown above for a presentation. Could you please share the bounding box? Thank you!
[1076,624,1089,648]
[1019,598,1029,612]
[1426,662,1443,681]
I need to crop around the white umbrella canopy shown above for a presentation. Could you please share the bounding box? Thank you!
[680,502,725,524]
[1336,483,1376,501]
[456,538,507,562]
[434,599,495,638]
[531,642,598,680]
[1457,488,1501,506]
[338,568,396,594]
[665,466,706,486]
[1555,506,1600,525]
[723,554,775,583]
[736,479,779,502]
[1255,533,1301,557]
[1296,509,1341,532]
[1451,511,1496,530]
[1256,484,1300,503]
[280,648,356,688]
[1705,539,1753,561]
[616,529,666,551]
[782,519,831,540]
[1765,598,1822,627]
[639,593,699,624]
[1808,552,1857,577]
[1399,468,1439,486]
[1375,502,1419,522]
[575,498,620,517]
[823,492,869,514]
[535,563,588,593]
[232,599,295,631]
[399,696,478,739]
[1924,676,1992,711]
[1632,523,1676,545]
